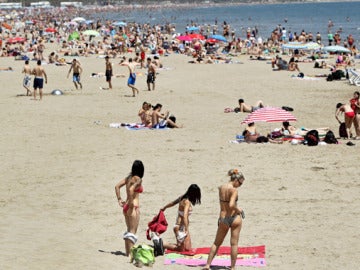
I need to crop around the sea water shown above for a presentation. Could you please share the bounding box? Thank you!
[98,1,360,42]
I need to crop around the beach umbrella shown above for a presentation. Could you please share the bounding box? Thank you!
[68,31,80,41]
[7,36,26,44]
[2,22,12,30]
[281,42,306,50]
[241,107,297,124]
[187,26,199,31]
[322,45,350,53]
[82,29,100,36]
[206,38,219,43]
[45,27,56,33]
[112,21,127,26]
[188,33,205,40]
[177,35,192,41]
[304,42,321,50]
[208,34,227,42]
[72,17,86,23]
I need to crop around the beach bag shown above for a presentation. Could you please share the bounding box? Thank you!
[339,122,348,139]
[304,130,319,146]
[152,237,164,257]
[324,130,338,144]
[130,244,155,267]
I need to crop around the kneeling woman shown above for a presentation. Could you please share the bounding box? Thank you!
[115,160,144,256]
[161,184,201,251]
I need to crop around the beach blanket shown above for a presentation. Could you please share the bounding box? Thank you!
[109,123,169,130]
[164,245,266,267]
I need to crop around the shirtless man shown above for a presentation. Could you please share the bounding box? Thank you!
[121,58,139,97]
[146,57,156,91]
[151,103,182,129]
[237,99,264,113]
[22,60,32,96]
[32,60,47,100]
[67,59,83,90]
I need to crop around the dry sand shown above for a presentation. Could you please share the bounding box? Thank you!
[1,45,359,270]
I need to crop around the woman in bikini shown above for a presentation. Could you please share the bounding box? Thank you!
[115,160,144,256]
[335,103,355,139]
[160,184,201,251]
[203,169,245,270]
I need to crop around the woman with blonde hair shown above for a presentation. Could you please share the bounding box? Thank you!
[203,169,245,270]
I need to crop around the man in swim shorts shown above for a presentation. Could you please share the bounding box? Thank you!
[146,57,156,91]
[22,60,32,96]
[32,60,47,101]
[121,58,139,97]
[67,59,83,90]
[105,56,113,90]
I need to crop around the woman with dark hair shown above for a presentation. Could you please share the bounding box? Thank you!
[115,160,144,256]
[160,184,201,251]
[202,169,245,270]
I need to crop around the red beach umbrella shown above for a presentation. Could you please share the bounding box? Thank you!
[188,33,205,40]
[177,35,192,41]
[45,27,57,33]
[7,37,26,44]
[241,107,297,124]
[206,38,218,44]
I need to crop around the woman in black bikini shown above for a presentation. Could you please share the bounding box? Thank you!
[115,160,144,256]
[203,169,245,270]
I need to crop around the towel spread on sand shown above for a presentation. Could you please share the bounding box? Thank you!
[164,245,266,267]
[109,123,169,130]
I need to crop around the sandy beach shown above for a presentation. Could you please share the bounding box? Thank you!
[1,44,359,270]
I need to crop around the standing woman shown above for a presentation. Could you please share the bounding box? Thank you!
[160,184,201,251]
[115,160,144,256]
[350,91,360,139]
[203,169,245,270]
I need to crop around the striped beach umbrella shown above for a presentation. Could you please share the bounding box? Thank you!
[241,107,297,124]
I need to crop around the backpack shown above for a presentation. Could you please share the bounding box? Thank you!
[304,130,319,146]
[130,244,155,267]
[339,122,348,139]
[324,130,338,144]
[152,237,164,257]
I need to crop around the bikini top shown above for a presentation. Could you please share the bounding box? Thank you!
[178,209,192,217]
[134,185,143,193]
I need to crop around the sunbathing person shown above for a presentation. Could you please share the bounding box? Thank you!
[281,121,329,137]
[236,99,264,113]
[243,122,260,143]
[138,102,152,127]
[151,103,182,128]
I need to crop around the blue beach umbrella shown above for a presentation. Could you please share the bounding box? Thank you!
[187,26,199,31]
[209,34,227,42]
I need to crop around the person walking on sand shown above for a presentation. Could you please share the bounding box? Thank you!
[32,60,47,101]
[160,184,201,252]
[202,169,245,270]
[22,60,32,96]
[121,58,139,97]
[146,57,156,91]
[115,160,144,256]
[67,59,83,90]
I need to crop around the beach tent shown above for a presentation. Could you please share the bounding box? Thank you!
[68,31,80,41]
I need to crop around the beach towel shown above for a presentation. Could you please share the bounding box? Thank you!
[164,245,266,267]
[109,123,169,130]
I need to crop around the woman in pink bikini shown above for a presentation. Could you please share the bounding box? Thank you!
[335,103,355,139]
[115,160,144,256]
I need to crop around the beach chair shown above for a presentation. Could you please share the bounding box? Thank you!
[348,69,360,86]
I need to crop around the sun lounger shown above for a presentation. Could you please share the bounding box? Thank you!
[347,69,360,86]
